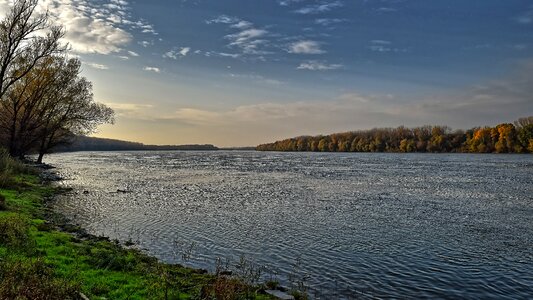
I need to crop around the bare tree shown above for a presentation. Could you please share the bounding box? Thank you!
[0,0,64,100]
[514,116,533,129]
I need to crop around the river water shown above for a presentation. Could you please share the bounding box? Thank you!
[46,151,533,299]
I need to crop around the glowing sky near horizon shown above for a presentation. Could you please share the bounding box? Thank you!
[1,0,533,146]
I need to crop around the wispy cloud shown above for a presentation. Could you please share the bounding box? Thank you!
[225,28,269,54]
[278,0,304,6]
[128,50,139,57]
[163,47,191,59]
[203,51,241,59]
[297,60,343,70]
[294,1,343,14]
[376,7,397,13]
[368,40,406,53]
[143,66,161,73]
[205,15,240,24]
[85,62,109,70]
[105,102,154,118]
[231,20,253,29]
[515,7,533,24]
[227,73,284,85]
[289,40,325,54]
[206,15,273,56]
[315,18,347,26]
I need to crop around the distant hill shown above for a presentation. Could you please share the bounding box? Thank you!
[52,136,219,152]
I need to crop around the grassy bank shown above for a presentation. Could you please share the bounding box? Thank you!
[0,154,280,299]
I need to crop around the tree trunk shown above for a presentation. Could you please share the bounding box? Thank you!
[37,152,44,164]
[9,109,18,157]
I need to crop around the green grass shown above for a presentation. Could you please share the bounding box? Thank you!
[0,163,276,299]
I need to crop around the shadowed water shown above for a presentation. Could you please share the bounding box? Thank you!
[46,151,533,298]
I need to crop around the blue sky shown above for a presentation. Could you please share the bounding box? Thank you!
[2,0,533,146]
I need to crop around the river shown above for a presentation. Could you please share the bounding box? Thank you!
[46,151,533,299]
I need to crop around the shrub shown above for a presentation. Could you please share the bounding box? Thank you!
[0,257,80,299]
[0,148,33,188]
[88,245,137,272]
[0,214,31,249]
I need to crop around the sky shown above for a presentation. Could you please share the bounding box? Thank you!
[1,0,533,146]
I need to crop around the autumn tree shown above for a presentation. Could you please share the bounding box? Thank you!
[517,124,533,153]
[34,57,114,163]
[494,123,516,153]
[0,55,114,162]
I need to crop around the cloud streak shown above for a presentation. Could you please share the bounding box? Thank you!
[85,62,109,70]
[297,60,343,70]
[143,66,160,73]
[294,1,343,14]
[289,40,325,54]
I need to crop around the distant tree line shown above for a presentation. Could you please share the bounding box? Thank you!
[256,117,533,154]
[52,136,219,152]
[0,0,114,163]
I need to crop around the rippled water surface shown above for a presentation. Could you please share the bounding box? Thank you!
[46,151,533,298]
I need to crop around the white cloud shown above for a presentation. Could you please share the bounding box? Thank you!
[139,40,153,47]
[179,47,191,56]
[128,50,139,57]
[0,0,158,55]
[163,47,191,59]
[294,1,343,14]
[225,28,270,55]
[289,40,325,54]
[143,66,160,73]
[231,20,253,29]
[297,60,343,70]
[85,62,109,70]
[46,0,154,54]
[205,15,240,24]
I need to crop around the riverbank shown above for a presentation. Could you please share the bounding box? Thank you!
[0,159,284,299]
